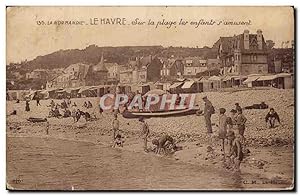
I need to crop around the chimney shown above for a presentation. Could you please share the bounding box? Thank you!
[257,29,263,50]
[243,30,249,50]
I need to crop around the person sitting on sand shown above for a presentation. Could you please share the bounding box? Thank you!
[63,108,71,118]
[75,109,84,122]
[53,106,62,118]
[61,100,68,109]
[229,132,243,172]
[72,102,77,107]
[152,135,176,155]
[265,108,281,128]
[84,111,91,122]
[83,101,88,108]
[87,101,93,108]
[112,134,124,148]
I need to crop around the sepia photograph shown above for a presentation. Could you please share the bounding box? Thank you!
[6,6,295,191]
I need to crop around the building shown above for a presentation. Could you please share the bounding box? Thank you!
[119,55,163,84]
[46,63,90,89]
[119,67,133,84]
[85,54,109,86]
[139,55,162,82]
[183,57,207,76]
[268,48,294,73]
[26,69,48,80]
[206,59,221,70]
[160,57,184,80]
[214,29,269,76]
[105,63,120,80]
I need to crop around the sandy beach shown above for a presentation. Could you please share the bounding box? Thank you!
[6,88,294,190]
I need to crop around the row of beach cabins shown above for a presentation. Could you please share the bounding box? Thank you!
[7,73,293,101]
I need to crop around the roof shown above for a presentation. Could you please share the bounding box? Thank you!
[214,31,267,55]
[243,76,260,83]
[222,75,233,81]
[161,58,183,69]
[104,63,118,69]
[181,81,195,89]
[257,75,278,81]
[94,54,108,72]
[65,63,90,79]
[170,82,184,89]
[208,76,221,81]
[275,73,291,78]
[184,57,207,67]
[207,59,220,64]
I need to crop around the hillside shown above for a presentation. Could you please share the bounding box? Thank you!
[7,45,217,72]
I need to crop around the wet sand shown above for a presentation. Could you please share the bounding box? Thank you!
[6,88,294,190]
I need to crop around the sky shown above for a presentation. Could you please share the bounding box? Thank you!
[6,6,294,64]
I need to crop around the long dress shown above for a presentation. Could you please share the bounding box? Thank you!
[25,101,30,112]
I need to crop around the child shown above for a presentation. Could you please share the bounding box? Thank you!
[152,135,176,154]
[236,109,247,143]
[229,109,237,126]
[229,132,243,172]
[218,108,227,155]
[265,108,281,128]
[226,117,235,150]
[112,134,124,147]
[139,116,149,152]
[112,114,120,142]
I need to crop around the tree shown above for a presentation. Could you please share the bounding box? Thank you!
[266,40,275,50]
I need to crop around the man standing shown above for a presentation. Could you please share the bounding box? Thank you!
[36,96,41,106]
[203,96,215,134]
[139,116,150,152]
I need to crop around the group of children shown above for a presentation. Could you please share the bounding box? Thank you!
[217,103,281,171]
[111,114,177,155]
[217,104,247,171]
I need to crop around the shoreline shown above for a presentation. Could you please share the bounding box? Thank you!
[6,89,295,189]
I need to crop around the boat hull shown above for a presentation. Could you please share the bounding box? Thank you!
[122,108,199,119]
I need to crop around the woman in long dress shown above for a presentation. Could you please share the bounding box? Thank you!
[25,100,30,112]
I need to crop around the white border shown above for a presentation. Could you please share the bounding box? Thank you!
[1,0,298,195]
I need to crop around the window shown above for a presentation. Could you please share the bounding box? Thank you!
[258,65,263,73]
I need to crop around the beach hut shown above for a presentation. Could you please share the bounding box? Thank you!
[221,75,234,88]
[275,73,293,89]
[198,77,210,92]
[243,75,261,87]
[208,75,221,90]
[181,80,197,93]
[78,86,97,97]
[255,75,278,87]
[169,82,184,94]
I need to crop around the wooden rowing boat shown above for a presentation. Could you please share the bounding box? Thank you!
[122,107,199,119]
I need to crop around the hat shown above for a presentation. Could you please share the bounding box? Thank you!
[202,96,208,100]
[219,108,226,114]
[235,103,239,105]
